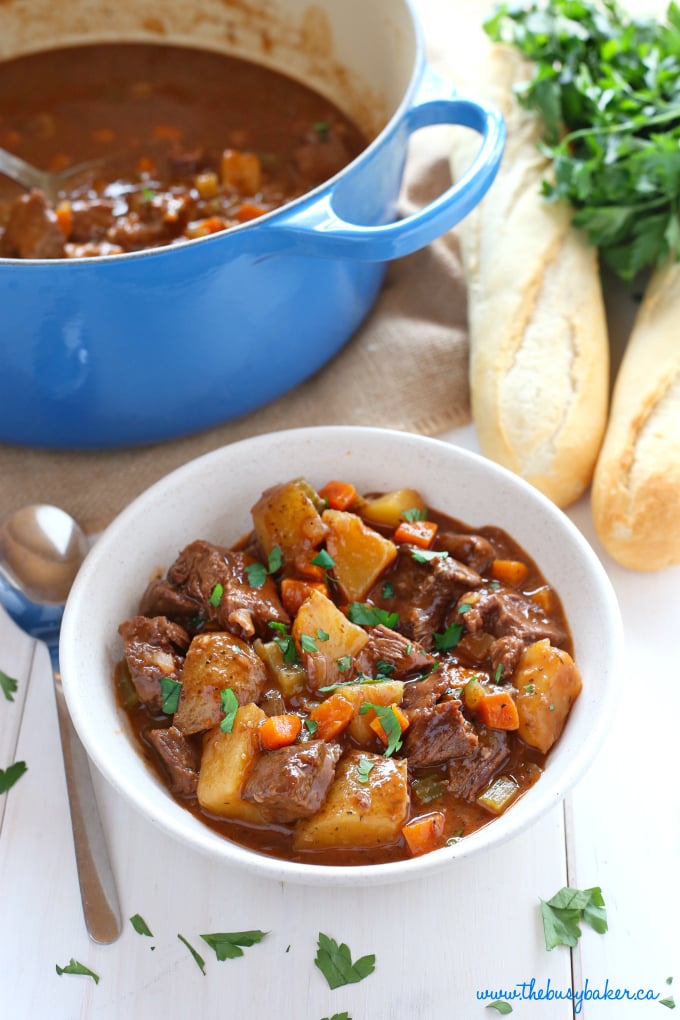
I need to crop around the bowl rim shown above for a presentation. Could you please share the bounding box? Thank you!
[60,425,624,885]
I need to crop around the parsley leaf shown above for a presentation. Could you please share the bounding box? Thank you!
[160,676,182,714]
[0,760,27,793]
[411,549,449,564]
[300,633,319,654]
[402,507,427,521]
[209,582,224,606]
[486,1003,513,1015]
[314,933,376,989]
[359,703,404,756]
[305,718,318,735]
[356,757,375,784]
[129,913,154,937]
[432,622,463,651]
[540,886,608,950]
[177,934,206,974]
[219,687,239,733]
[0,670,18,702]
[55,958,100,983]
[200,930,267,961]
[322,1014,352,1020]
[347,603,399,628]
[267,545,283,574]
[660,997,676,1009]
[245,562,267,589]
[311,549,335,570]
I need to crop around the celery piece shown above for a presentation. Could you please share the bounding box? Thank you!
[477,774,520,815]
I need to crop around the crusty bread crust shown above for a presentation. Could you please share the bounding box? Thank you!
[592,258,680,570]
[450,44,609,508]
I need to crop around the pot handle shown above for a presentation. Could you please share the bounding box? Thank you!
[263,68,506,262]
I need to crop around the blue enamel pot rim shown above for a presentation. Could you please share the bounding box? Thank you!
[0,0,507,268]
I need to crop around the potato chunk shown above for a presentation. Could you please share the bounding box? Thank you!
[322,508,397,602]
[338,679,405,745]
[173,631,268,735]
[513,639,582,753]
[196,703,267,823]
[293,750,409,850]
[292,589,368,689]
[251,478,326,574]
[358,488,426,528]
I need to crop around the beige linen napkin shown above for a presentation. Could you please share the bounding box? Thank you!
[0,8,482,534]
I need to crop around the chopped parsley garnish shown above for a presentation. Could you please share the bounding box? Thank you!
[0,760,27,793]
[55,958,99,983]
[540,886,608,950]
[314,932,376,989]
[359,703,403,756]
[160,676,182,714]
[432,622,463,652]
[300,633,319,654]
[0,670,18,702]
[316,628,330,642]
[486,1002,513,1015]
[402,507,428,522]
[381,581,394,599]
[200,929,267,961]
[375,659,395,675]
[219,687,239,733]
[356,757,375,784]
[312,120,330,139]
[457,602,473,614]
[411,549,449,564]
[321,1013,352,1020]
[178,933,206,974]
[660,997,676,1010]
[347,603,399,628]
[319,673,389,693]
[337,655,352,673]
[305,718,319,735]
[130,913,154,937]
[245,545,282,588]
[523,683,536,694]
[209,582,224,607]
[494,663,504,683]
[140,187,156,203]
[311,549,335,570]
[268,621,299,664]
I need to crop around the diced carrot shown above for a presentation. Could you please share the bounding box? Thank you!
[91,127,115,144]
[236,202,267,222]
[491,558,529,586]
[308,693,355,741]
[280,577,328,616]
[54,201,73,238]
[392,519,438,549]
[186,216,229,239]
[258,713,302,750]
[220,149,262,195]
[369,703,410,745]
[137,156,157,174]
[152,124,182,141]
[402,812,446,857]
[530,586,553,613]
[477,691,520,731]
[318,480,358,511]
[297,561,326,583]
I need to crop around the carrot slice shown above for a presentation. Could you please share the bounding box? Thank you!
[402,812,446,856]
[369,703,410,745]
[54,201,73,238]
[280,577,329,616]
[236,202,267,222]
[258,713,302,750]
[477,691,520,730]
[308,693,354,741]
[491,558,529,586]
[393,519,438,549]
[318,480,358,511]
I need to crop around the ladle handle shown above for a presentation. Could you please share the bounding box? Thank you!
[51,648,122,944]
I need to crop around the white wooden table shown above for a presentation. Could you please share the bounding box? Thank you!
[1,422,677,1019]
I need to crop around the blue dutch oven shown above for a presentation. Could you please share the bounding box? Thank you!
[0,0,505,449]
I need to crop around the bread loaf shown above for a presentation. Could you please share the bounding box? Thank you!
[591,259,680,570]
[449,44,610,508]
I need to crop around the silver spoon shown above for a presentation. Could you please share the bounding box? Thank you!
[0,147,107,204]
[0,505,122,944]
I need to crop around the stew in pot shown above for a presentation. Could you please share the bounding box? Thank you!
[116,478,582,866]
[0,43,367,258]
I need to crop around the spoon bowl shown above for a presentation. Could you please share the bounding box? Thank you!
[0,146,110,204]
[0,504,122,944]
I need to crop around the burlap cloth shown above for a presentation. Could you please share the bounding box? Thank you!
[0,3,484,535]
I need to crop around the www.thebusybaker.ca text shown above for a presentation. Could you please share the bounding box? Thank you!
[476,977,660,1014]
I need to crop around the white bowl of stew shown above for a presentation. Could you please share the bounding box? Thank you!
[60,427,622,884]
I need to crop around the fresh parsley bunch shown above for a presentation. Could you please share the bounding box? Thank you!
[485,0,680,279]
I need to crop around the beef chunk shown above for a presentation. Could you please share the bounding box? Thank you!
[458,586,567,648]
[489,635,526,680]
[241,740,341,824]
[402,661,478,713]
[106,190,196,251]
[3,190,65,258]
[69,198,116,242]
[370,547,483,650]
[140,539,289,639]
[437,532,496,573]
[147,725,201,797]
[355,624,435,679]
[118,614,190,712]
[401,700,478,767]
[447,727,510,801]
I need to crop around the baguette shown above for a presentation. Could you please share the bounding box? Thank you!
[591,259,680,571]
[449,44,609,508]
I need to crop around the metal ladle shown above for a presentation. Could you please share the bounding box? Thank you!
[0,505,122,944]
[0,146,106,204]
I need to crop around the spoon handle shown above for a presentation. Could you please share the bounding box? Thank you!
[51,656,122,944]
